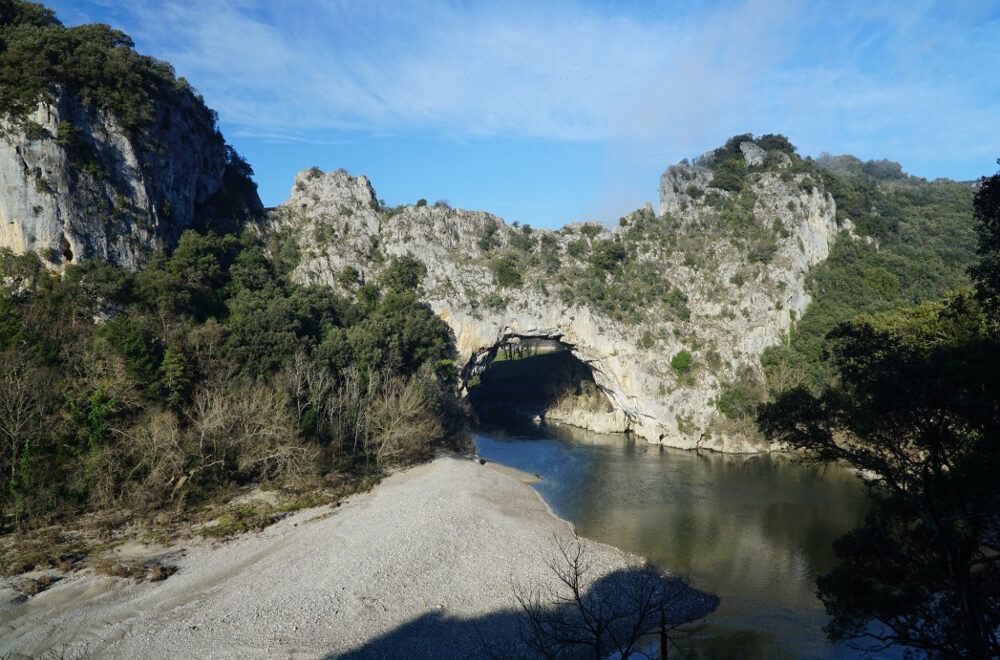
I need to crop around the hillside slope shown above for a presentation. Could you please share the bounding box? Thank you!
[0,2,260,268]
[269,140,839,451]
[268,136,975,451]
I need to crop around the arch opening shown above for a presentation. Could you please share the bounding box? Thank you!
[462,337,629,434]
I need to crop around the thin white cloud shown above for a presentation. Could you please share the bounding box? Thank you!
[52,0,1000,183]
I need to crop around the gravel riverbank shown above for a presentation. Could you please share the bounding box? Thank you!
[0,456,635,659]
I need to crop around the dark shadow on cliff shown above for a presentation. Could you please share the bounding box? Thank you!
[326,558,719,660]
[467,350,611,425]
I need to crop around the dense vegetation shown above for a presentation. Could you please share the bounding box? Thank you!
[673,134,980,416]
[758,163,1000,658]
[0,232,460,543]
[0,0,211,131]
[761,159,976,390]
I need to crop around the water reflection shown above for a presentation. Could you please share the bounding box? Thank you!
[474,421,871,659]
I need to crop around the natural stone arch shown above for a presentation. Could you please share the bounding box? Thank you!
[277,161,842,452]
[458,329,635,435]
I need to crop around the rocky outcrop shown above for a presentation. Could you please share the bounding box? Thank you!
[269,139,844,452]
[740,141,766,167]
[0,89,259,269]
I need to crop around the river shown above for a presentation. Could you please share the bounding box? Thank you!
[474,420,873,659]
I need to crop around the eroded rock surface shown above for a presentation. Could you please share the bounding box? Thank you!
[269,142,844,452]
[0,89,258,269]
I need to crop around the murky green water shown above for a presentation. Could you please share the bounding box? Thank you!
[474,421,872,659]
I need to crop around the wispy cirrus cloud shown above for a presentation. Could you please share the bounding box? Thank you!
[52,1,1000,154]
[46,0,1000,215]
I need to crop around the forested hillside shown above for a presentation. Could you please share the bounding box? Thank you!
[766,154,976,387]
[0,0,982,570]
[702,135,977,419]
[0,232,461,569]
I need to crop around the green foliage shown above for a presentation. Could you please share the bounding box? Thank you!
[134,231,239,320]
[477,220,499,252]
[706,133,754,167]
[670,350,692,374]
[158,345,190,408]
[590,240,626,272]
[758,293,1000,657]
[512,231,535,252]
[0,2,215,131]
[764,171,977,390]
[378,255,426,293]
[96,315,161,392]
[0,226,459,528]
[491,254,522,288]
[337,266,360,289]
[716,370,765,419]
[970,159,1000,329]
[710,158,746,192]
[755,134,796,154]
[567,238,588,258]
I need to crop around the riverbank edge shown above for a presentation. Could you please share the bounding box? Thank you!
[0,454,640,658]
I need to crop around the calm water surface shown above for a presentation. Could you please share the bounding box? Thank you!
[474,421,873,659]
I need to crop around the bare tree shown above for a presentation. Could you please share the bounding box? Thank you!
[188,379,317,487]
[0,349,51,522]
[366,375,443,466]
[493,535,719,659]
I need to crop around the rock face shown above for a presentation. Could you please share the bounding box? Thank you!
[0,89,259,269]
[740,141,767,167]
[270,140,844,452]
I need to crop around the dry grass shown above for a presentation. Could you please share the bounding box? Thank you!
[92,557,176,583]
[0,529,89,576]
[12,574,53,597]
[1,476,384,578]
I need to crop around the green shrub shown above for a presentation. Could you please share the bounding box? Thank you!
[711,159,746,192]
[567,238,588,258]
[477,221,499,252]
[670,350,692,374]
[590,240,626,272]
[491,254,522,288]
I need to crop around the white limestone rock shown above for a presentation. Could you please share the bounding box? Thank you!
[740,141,767,167]
[0,89,253,269]
[269,157,842,453]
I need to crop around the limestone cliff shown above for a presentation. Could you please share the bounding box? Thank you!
[269,140,845,452]
[0,88,260,269]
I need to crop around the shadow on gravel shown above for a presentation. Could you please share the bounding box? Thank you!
[329,563,719,660]
[331,608,521,660]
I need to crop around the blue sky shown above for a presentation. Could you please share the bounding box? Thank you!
[46,0,1000,229]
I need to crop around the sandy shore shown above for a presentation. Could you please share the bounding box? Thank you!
[0,456,634,659]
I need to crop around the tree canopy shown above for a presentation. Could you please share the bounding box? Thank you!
[0,0,211,130]
[758,160,1000,658]
[0,231,458,542]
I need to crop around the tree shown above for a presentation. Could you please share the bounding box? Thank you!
[491,535,719,659]
[492,254,522,288]
[669,351,691,374]
[971,159,1000,331]
[159,344,191,409]
[379,254,427,294]
[590,240,627,272]
[0,349,51,522]
[758,292,1000,658]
